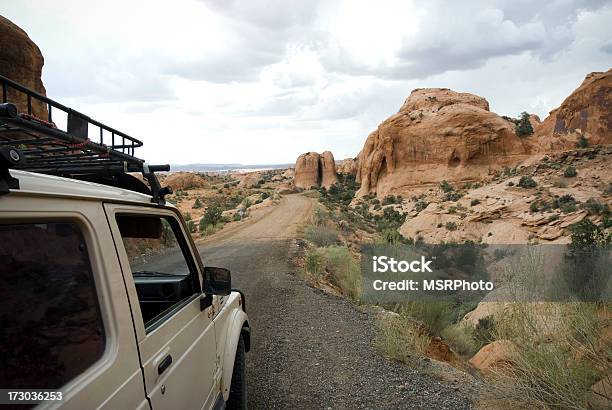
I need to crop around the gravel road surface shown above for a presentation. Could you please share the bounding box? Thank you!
[197,194,473,409]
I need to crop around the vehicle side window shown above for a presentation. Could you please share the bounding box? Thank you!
[0,222,105,390]
[116,214,200,331]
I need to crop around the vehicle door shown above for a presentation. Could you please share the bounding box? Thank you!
[104,204,220,409]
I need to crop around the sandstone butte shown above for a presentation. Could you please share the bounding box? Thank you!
[0,15,47,118]
[294,151,338,189]
[351,70,611,197]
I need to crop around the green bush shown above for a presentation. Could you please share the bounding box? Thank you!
[415,200,429,213]
[304,248,324,276]
[440,180,454,193]
[183,212,192,221]
[374,314,431,363]
[445,221,458,231]
[441,324,479,357]
[518,176,537,188]
[186,220,196,234]
[321,246,361,299]
[192,197,203,209]
[515,112,533,137]
[304,225,339,247]
[529,201,539,212]
[564,166,577,177]
[581,198,608,215]
[199,205,222,231]
[232,212,242,221]
[576,135,589,148]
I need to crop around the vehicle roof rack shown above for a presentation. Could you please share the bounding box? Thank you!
[0,74,172,204]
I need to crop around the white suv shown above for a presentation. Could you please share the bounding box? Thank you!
[0,74,250,409]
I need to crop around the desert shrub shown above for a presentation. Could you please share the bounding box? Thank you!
[415,200,429,213]
[186,219,196,233]
[487,302,609,409]
[576,135,589,148]
[441,324,479,357]
[304,225,340,247]
[320,246,361,300]
[445,221,458,231]
[232,212,242,221]
[529,201,539,212]
[304,248,324,276]
[517,176,537,188]
[374,314,431,362]
[378,228,409,245]
[604,182,612,197]
[556,194,577,213]
[382,195,397,205]
[374,207,407,230]
[474,316,496,346]
[507,181,515,186]
[254,198,263,205]
[515,112,533,137]
[241,198,252,209]
[470,199,481,206]
[192,197,202,209]
[444,191,463,202]
[440,180,454,193]
[261,191,270,199]
[564,165,577,177]
[400,302,454,336]
[183,212,192,221]
[223,183,230,188]
[569,218,607,247]
[581,198,608,215]
[199,205,222,231]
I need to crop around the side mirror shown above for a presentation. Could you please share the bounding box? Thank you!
[203,266,231,296]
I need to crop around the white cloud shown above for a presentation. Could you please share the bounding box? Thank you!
[0,0,610,164]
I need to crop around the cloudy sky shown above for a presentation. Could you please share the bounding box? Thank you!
[3,0,611,165]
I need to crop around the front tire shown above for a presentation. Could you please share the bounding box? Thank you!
[226,334,247,409]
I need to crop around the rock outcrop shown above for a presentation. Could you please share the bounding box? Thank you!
[164,172,209,190]
[356,88,530,197]
[337,157,358,176]
[534,69,612,149]
[294,151,338,189]
[0,16,47,118]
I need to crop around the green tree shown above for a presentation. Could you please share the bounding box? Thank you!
[515,112,534,137]
[200,205,222,231]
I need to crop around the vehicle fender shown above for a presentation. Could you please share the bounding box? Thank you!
[221,308,249,401]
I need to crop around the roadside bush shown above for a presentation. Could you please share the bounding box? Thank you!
[186,220,196,234]
[192,197,202,209]
[304,248,324,276]
[183,212,192,221]
[200,222,224,236]
[199,205,222,231]
[320,246,361,300]
[400,302,453,336]
[441,324,479,357]
[518,176,537,188]
[564,165,577,177]
[261,191,270,200]
[487,302,608,409]
[304,225,340,247]
[374,314,431,363]
[232,212,242,221]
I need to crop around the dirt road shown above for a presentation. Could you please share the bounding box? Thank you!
[198,194,472,409]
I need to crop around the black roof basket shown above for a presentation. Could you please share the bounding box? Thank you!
[0,74,172,204]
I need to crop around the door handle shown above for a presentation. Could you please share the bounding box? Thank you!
[158,354,172,375]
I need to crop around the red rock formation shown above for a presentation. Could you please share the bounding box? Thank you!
[337,157,358,176]
[534,69,612,149]
[356,88,530,196]
[294,151,338,189]
[0,15,47,118]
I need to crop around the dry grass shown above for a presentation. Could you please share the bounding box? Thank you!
[374,313,431,363]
